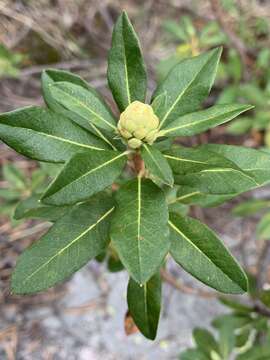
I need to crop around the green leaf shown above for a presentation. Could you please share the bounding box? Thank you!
[107,11,147,112]
[127,272,161,340]
[3,163,26,189]
[160,104,253,137]
[50,82,117,132]
[218,322,235,359]
[227,117,253,135]
[42,70,118,150]
[110,178,169,283]
[175,185,235,208]
[165,145,241,175]
[256,213,270,240]
[151,92,167,120]
[0,106,108,163]
[152,47,222,128]
[11,193,114,294]
[193,328,219,356]
[42,68,90,114]
[180,349,209,360]
[236,346,270,360]
[42,150,127,206]
[0,188,21,201]
[212,314,253,330]
[107,255,124,273]
[260,289,270,308]
[232,199,270,217]
[141,144,174,187]
[169,213,248,293]
[201,144,270,186]
[14,194,70,221]
[176,170,258,195]
[165,146,258,195]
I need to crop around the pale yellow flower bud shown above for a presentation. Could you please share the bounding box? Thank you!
[128,138,142,149]
[117,101,160,148]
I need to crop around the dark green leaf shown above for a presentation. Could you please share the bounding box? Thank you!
[110,178,169,283]
[160,104,253,137]
[107,255,124,272]
[141,144,174,187]
[11,193,114,294]
[165,145,241,175]
[42,68,90,114]
[50,82,117,132]
[0,106,108,163]
[165,146,258,195]
[169,213,248,293]
[42,70,118,150]
[152,47,222,128]
[42,150,127,205]
[107,11,147,112]
[201,144,270,186]
[14,194,70,221]
[175,185,235,207]
[127,272,161,340]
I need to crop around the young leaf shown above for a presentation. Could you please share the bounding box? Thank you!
[152,47,222,128]
[141,144,174,187]
[160,104,253,137]
[110,178,169,284]
[0,106,108,163]
[107,11,147,112]
[151,92,167,120]
[11,193,114,294]
[42,70,118,150]
[42,68,90,114]
[50,82,117,132]
[127,272,161,340]
[42,150,127,205]
[169,213,248,294]
[201,144,270,186]
[14,194,70,221]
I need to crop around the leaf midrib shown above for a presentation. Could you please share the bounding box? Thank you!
[22,206,115,284]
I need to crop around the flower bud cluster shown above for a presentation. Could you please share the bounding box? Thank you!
[117,101,160,149]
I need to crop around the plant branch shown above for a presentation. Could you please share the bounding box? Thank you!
[160,268,217,298]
